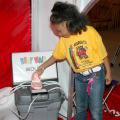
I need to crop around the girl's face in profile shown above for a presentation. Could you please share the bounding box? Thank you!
[50,22,71,38]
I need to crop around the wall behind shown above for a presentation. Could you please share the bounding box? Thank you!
[0,0,31,88]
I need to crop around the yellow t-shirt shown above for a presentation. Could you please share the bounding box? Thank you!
[53,26,107,73]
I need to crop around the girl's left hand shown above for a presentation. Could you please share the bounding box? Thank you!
[105,72,112,85]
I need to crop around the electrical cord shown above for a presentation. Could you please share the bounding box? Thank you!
[10,94,39,120]
[10,81,31,94]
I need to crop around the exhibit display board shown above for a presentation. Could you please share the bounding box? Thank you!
[12,51,57,85]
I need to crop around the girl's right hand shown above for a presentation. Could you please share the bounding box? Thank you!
[31,72,42,90]
[32,66,45,82]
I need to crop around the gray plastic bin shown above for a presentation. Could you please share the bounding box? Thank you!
[15,83,65,120]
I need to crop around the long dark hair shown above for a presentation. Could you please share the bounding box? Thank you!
[50,1,90,34]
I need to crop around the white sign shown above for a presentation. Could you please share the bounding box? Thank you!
[12,51,57,85]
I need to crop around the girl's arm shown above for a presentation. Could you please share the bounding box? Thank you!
[103,56,112,85]
[36,55,57,76]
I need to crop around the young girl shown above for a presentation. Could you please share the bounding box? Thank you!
[32,2,112,120]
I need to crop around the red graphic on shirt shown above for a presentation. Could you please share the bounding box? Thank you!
[76,46,88,59]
